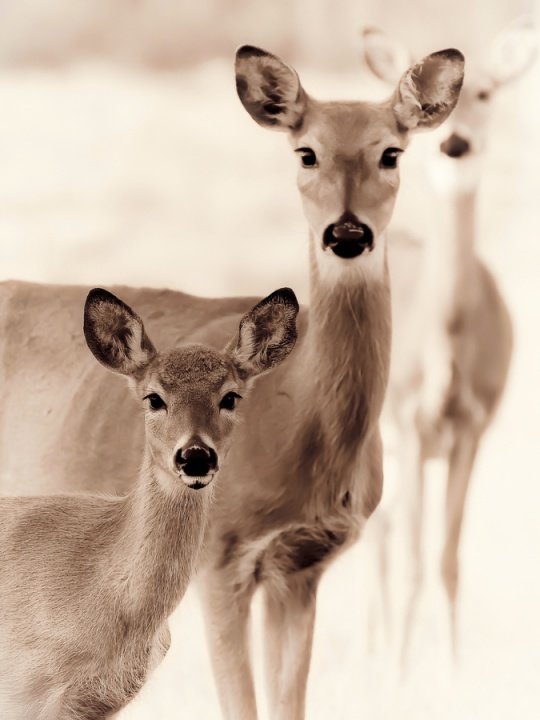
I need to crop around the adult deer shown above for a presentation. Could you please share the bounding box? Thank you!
[0,45,464,718]
[0,287,298,720]
[361,21,535,662]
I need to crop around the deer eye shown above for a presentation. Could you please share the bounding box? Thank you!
[477,90,490,101]
[144,393,166,411]
[379,147,403,169]
[219,392,241,411]
[295,147,318,168]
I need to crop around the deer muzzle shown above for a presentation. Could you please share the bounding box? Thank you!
[174,438,218,489]
[323,215,374,258]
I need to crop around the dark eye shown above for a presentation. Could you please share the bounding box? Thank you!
[477,90,490,101]
[219,392,241,411]
[295,147,318,168]
[379,147,403,169]
[144,393,166,411]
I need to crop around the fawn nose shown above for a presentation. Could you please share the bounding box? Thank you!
[440,133,471,159]
[323,213,374,258]
[174,438,218,489]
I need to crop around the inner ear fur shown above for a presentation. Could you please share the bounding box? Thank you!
[235,45,308,130]
[393,49,465,131]
[229,287,299,376]
[84,288,156,377]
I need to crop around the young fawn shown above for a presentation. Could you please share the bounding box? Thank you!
[0,286,299,720]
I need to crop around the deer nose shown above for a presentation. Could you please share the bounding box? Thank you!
[323,213,374,258]
[440,133,470,158]
[174,438,218,489]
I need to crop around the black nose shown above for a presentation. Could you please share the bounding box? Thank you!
[323,213,374,258]
[440,133,471,159]
[175,440,218,478]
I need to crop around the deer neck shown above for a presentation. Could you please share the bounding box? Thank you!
[114,459,210,630]
[285,234,391,495]
[423,189,478,319]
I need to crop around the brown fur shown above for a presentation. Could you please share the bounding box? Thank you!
[0,288,298,719]
[0,45,464,719]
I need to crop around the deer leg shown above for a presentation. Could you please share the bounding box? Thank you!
[399,429,426,669]
[198,567,258,720]
[374,508,392,648]
[364,507,392,653]
[441,428,479,660]
[262,574,318,720]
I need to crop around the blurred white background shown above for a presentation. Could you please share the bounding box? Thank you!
[0,1,539,718]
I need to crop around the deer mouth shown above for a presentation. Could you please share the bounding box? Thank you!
[323,220,374,258]
[180,472,215,490]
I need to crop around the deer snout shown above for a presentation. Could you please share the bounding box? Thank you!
[323,213,374,259]
[440,132,471,159]
[174,438,218,489]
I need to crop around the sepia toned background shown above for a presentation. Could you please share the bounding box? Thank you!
[0,1,539,718]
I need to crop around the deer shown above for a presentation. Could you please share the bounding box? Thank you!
[360,19,536,663]
[0,286,299,720]
[0,45,465,718]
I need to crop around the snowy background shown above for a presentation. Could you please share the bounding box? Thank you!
[0,1,539,718]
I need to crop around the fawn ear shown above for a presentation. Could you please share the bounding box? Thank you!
[235,45,308,130]
[84,288,156,377]
[361,27,412,85]
[392,49,465,131]
[487,17,537,86]
[229,288,299,377]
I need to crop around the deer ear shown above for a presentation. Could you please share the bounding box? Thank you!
[84,288,156,377]
[361,27,412,85]
[235,45,308,130]
[487,17,537,86]
[229,288,299,377]
[393,49,465,131]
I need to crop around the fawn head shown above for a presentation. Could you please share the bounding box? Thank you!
[362,20,536,191]
[235,43,464,279]
[84,288,299,491]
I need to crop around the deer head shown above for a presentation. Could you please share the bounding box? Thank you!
[235,43,464,280]
[83,287,299,492]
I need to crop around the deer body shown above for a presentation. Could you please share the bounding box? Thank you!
[0,480,206,719]
[361,23,533,660]
[0,287,298,719]
[387,189,512,659]
[0,45,465,718]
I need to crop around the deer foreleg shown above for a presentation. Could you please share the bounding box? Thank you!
[262,573,318,720]
[441,427,479,660]
[399,428,426,669]
[198,567,258,720]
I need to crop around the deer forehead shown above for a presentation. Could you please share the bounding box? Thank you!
[147,347,234,394]
[293,100,405,156]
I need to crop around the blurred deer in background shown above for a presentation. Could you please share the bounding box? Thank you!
[0,45,464,719]
[0,287,298,720]
[361,18,536,663]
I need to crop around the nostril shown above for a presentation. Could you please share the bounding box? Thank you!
[174,448,183,469]
[440,133,470,159]
[206,447,218,470]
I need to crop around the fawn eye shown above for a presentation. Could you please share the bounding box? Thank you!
[379,147,403,169]
[219,392,241,411]
[477,90,490,101]
[144,393,166,411]
[295,147,318,168]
